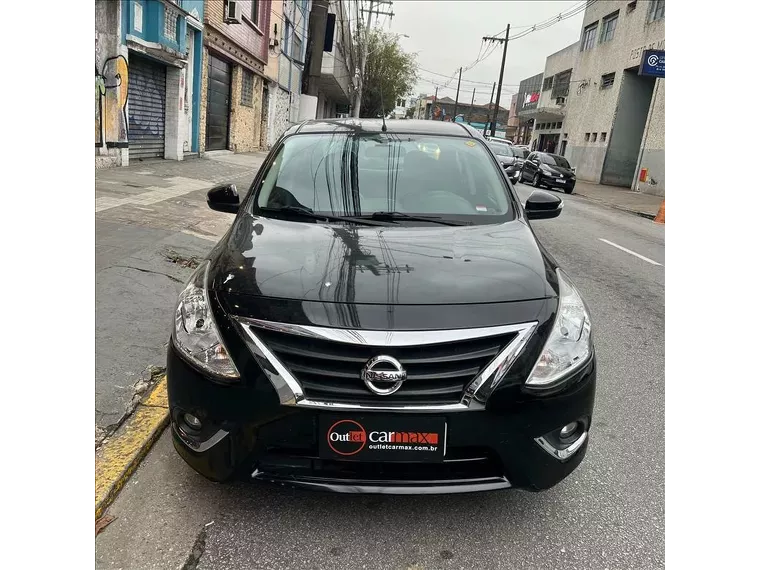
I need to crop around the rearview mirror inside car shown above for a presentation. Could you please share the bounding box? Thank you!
[525,190,563,220]
[207,184,240,214]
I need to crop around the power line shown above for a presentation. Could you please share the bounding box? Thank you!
[416,0,594,88]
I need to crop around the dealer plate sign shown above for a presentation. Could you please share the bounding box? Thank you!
[319,415,446,463]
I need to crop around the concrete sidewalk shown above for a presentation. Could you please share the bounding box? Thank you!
[95,152,267,443]
[572,181,663,219]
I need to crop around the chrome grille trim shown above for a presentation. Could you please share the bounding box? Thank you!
[233,317,538,411]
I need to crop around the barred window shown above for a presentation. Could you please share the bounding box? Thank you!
[241,69,254,107]
[164,7,178,42]
[601,72,615,89]
[543,76,553,91]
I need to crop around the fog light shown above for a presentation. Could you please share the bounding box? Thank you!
[183,413,202,431]
[560,421,579,439]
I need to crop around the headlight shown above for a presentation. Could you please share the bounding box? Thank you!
[172,260,240,380]
[526,269,592,387]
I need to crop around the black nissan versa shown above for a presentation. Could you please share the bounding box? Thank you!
[167,119,596,494]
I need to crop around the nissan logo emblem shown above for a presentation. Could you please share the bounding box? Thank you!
[361,355,407,396]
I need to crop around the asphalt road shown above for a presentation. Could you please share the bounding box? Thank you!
[96,183,665,570]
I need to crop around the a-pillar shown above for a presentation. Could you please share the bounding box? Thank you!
[164,64,185,161]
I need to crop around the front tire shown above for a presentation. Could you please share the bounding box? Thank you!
[564,187,574,194]
[532,173,542,188]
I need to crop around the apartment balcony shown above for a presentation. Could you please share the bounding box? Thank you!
[318,47,351,104]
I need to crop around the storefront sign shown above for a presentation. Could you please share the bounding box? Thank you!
[639,50,665,78]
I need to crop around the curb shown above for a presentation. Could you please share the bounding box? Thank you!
[95,376,169,519]
[573,192,658,221]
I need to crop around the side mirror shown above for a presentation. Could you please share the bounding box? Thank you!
[525,190,563,220]
[207,184,240,213]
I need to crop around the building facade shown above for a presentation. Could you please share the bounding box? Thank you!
[199,0,271,154]
[316,0,359,119]
[516,72,543,147]
[96,0,205,168]
[526,42,579,155]
[507,93,520,141]
[562,0,664,194]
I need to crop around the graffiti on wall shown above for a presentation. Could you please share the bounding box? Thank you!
[96,55,129,147]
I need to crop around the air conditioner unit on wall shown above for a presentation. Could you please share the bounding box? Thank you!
[224,0,242,24]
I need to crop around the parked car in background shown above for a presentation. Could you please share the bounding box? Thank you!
[488,142,523,184]
[512,146,530,161]
[167,119,596,495]
[485,135,513,146]
[520,152,577,194]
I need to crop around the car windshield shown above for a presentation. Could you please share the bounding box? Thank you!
[488,143,513,157]
[513,148,529,159]
[254,133,513,222]
[542,154,571,168]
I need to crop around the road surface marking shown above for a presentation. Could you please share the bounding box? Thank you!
[598,238,662,266]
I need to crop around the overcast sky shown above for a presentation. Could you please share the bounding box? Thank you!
[386,1,585,106]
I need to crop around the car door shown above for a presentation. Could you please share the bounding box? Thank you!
[524,153,539,179]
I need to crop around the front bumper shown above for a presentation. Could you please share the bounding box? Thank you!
[167,342,596,494]
[543,176,575,190]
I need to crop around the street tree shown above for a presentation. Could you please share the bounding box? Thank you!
[359,29,418,119]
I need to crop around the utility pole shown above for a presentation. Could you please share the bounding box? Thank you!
[468,87,475,122]
[483,82,495,136]
[431,86,438,120]
[354,1,374,118]
[354,1,394,118]
[453,67,462,121]
[483,24,510,137]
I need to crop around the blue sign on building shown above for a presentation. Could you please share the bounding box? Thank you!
[639,50,665,78]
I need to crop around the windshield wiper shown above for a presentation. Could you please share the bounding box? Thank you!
[258,206,389,226]
[362,211,471,226]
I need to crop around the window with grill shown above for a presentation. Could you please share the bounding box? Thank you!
[164,8,178,41]
[581,22,598,51]
[251,0,259,25]
[600,11,619,43]
[543,76,553,91]
[551,69,572,99]
[601,72,615,89]
[241,69,254,107]
[648,0,665,22]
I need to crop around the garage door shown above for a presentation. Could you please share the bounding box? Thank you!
[128,56,166,159]
[206,54,231,151]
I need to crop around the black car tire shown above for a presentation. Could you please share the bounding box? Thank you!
[518,170,526,183]
[532,172,542,188]
[564,187,574,194]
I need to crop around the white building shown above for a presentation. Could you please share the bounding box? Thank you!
[563,0,665,195]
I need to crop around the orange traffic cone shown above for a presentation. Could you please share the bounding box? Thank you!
[653,200,665,224]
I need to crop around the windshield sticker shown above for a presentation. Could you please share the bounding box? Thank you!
[465,141,476,147]
[476,205,488,212]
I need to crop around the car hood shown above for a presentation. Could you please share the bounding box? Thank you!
[209,214,558,306]
[544,164,575,177]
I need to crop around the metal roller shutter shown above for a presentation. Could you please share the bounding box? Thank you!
[128,56,166,159]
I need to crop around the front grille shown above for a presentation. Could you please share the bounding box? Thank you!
[251,325,519,405]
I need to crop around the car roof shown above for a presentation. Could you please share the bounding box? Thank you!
[284,118,476,138]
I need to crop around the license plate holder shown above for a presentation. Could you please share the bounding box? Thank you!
[319,415,446,463]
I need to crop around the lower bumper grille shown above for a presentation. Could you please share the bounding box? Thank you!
[250,325,519,405]
[255,446,505,485]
